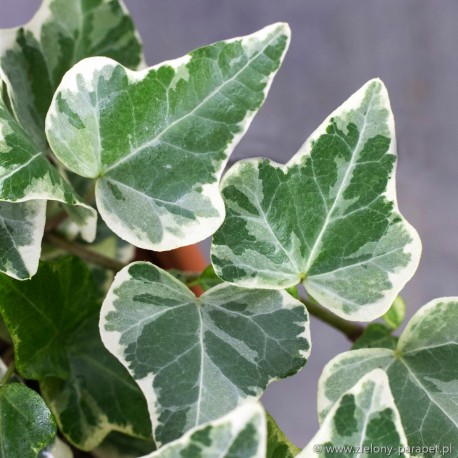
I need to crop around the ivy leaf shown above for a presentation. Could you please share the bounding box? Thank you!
[141,402,266,458]
[0,200,45,280]
[100,261,310,445]
[38,437,73,458]
[266,412,300,458]
[302,370,408,457]
[0,0,143,149]
[46,23,290,251]
[351,323,398,350]
[0,257,151,450]
[0,383,56,458]
[0,96,97,279]
[211,79,421,321]
[382,295,406,330]
[93,432,156,458]
[318,297,458,456]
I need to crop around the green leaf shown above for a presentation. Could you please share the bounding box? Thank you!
[382,295,406,330]
[142,402,266,458]
[318,297,458,456]
[351,323,398,350]
[0,96,97,279]
[0,200,45,280]
[0,383,56,458]
[191,265,223,291]
[100,261,310,445]
[301,370,408,457]
[0,257,151,450]
[46,23,290,251]
[0,0,143,149]
[266,412,299,458]
[38,437,73,458]
[93,432,156,458]
[211,79,421,321]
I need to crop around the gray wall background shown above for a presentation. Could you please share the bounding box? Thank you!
[2,0,458,448]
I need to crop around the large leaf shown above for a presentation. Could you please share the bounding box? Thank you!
[100,261,310,445]
[211,79,421,321]
[46,23,290,251]
[0,0,143,149]
[142,402,266,458]
[301,370,408,457]
[0,96,96,279]
[317,297,458,457]
[0,257,151,450]
[0,383,56,458]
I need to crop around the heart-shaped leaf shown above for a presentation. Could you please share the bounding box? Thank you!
[301,370,408,457]
[317,297,458,456]
[142,402,266,458]
[0,96,96,279]
[100,261,310,445]
[0,0,143,149]
[0,257,151,450]
[0,383,56,458]
[46,23,290,251]
[211,79,421,321]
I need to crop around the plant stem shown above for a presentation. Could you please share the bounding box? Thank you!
[300,297,364,342]
[44,233,126,272]
[0,362,15,386]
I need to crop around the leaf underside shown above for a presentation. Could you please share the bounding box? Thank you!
[46,23,290,251]
[211,79,421,321]
[318,297,458,457]
[100,261,310,445]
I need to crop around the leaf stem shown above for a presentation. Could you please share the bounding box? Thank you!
[300,297,364,342]
[0,361,15,386]
[44,233,126,272]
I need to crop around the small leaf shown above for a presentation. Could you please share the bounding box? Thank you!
[142,402,266,458]
[266,412,300,458]
[193,265,223,291]
[0,383,56,458]
[318,297,458,456]
[0,0,143,149]
[382,295,406,330]
[0,96,97,279]
[211,79,421,321]
[46,23,290,251]
[302,370,408,457]
[100,261,310,445]
[351,323,398,350]
[0,257,151,450]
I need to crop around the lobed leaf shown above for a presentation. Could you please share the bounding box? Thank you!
[100,261,310,445]
[0,0,143,149]
[211,79,421,321]
[0,383,56,458]
[46,23,290,251]
[141,402,266,458]
[0,257,151,450]
[0,95,96,279]
[301,370,408,457]
[318,297,458,457]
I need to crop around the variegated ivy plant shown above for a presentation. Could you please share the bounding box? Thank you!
[0,1,455,458]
